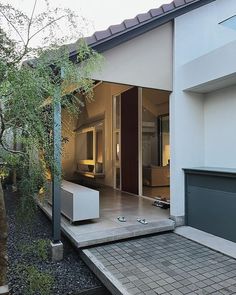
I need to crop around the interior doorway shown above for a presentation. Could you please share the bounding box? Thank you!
[142,88,170,200]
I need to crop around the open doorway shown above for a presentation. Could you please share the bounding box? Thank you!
[66,82,170,202]
[57,82,172,246]
[142,88,170,201]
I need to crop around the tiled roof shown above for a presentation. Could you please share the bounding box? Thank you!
[69,0,215,57]
[86,0,197,46]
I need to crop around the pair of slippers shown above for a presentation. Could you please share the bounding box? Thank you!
[153,197,170,209]
[117,216,148,224]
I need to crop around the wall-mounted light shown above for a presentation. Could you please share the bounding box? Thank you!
[116,143,120,160]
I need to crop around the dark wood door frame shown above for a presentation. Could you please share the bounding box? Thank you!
[121,87,139,195]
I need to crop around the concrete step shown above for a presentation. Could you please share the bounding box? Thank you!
[38,200,174,248]
[77,219,175,248]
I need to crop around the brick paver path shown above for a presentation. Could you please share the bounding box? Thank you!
[86,233,236,295]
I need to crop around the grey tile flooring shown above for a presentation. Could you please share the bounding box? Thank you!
[82,233,236,295]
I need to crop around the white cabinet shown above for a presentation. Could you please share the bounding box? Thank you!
[49,180,99,222]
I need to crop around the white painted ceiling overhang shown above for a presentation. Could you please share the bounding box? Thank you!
[181,40,236,94]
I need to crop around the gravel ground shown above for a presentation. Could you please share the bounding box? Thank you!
[5,190,108,295]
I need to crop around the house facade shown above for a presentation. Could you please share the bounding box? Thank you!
[62,0,236,243]
[172,0,236,241]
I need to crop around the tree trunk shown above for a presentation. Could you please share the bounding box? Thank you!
[0,180,9,295]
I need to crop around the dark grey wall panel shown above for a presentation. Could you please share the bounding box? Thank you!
[185,168,236,243]
[187,186,236,242]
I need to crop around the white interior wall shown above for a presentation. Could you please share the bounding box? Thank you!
[61,109,77,179]
[74,82,130,187]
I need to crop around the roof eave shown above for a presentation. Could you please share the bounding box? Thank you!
[69,0,215,61]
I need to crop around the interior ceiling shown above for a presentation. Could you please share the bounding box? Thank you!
[95,81,170,105]
[143,88,170,105]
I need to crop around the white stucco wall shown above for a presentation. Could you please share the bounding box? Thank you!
[204,85,236,168]
[175,0,236,67]
[92,23,173,91]
[170,90,205,217]
[176,0,236,92]
[171,0,236,218]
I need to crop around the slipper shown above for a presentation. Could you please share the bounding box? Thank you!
[117,216,126,222]
[137,218,148,225]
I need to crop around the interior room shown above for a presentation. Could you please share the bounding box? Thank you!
[63,83,171,201]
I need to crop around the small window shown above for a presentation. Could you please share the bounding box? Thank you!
[220,15,236,31]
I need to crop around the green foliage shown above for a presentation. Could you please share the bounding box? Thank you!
[17,264,54,295]
[19,239,50,261]
[0,165,10,190]
[16,194,37,224]
[0,165,9,180]
[17,239,53,294]
[0,1,102,221]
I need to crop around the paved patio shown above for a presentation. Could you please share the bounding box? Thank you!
[81,233,236,295]
[39,186,173,247]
